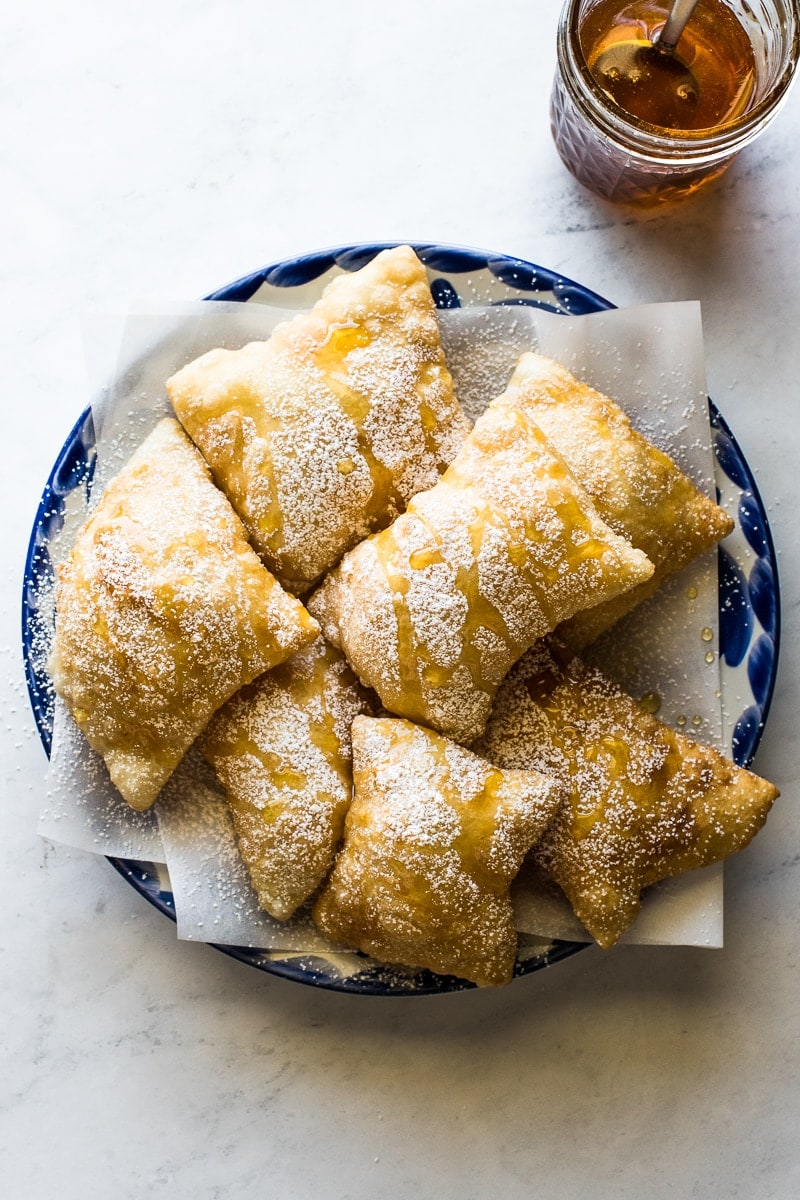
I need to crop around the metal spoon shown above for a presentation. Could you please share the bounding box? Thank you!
[591,0,702,129]
[658,0,701,53]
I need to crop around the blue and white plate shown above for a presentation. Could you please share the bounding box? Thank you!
[22,242,780,995]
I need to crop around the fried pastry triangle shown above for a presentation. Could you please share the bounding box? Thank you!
[309,394,654,744]
[167,245,469,594]
[312,716,564,987]
[476,640,779,948]
[49,418,319,811]
[497,353,734,649]
[200,637,373,920]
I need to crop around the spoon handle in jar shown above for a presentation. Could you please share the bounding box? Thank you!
[658,0,701,52]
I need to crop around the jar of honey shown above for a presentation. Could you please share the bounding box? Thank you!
[551,0,799,203]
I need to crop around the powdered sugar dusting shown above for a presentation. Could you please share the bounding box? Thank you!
[48,418,318,811]
[167,246,470,594]
[200,637,373,920]
[312,716,562,986]
[498,353,733,650]
[477,640,777,949]
[155,747,343,952]
[309,392,653,744]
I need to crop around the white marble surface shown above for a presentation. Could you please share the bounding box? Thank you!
[3,2,798,1195]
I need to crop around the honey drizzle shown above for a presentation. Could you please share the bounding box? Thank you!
[374,529,427,719]
[523,651,681,844]
[200,388,288,556]
[315,322,445,533]
[315,323,402,524]
[368,400,631,710]
[412,501,517,693]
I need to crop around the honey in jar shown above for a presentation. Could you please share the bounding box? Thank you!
[581,0,756,132]
[550,0,799,204]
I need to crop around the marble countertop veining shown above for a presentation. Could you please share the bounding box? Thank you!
[3,2,799,1196]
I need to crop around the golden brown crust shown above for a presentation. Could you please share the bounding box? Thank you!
[48,418,319,812]
[499,354,735,649]
[309,396,653,744]
[312,716,563,986]
[166,245,469,594]
[477,640,779,948]
[200,637,374,920]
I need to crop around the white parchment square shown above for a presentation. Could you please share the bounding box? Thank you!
[41,298,726,954]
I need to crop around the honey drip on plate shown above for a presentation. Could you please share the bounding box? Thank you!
[581,0,757,131]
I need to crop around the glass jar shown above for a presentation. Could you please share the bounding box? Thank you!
[550,0,800,204]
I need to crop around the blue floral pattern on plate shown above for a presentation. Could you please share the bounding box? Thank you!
[22,242,780,994]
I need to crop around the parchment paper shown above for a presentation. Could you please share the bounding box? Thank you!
[41,297,726,952]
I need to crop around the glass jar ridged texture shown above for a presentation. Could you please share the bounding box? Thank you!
[551,0,800,204]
